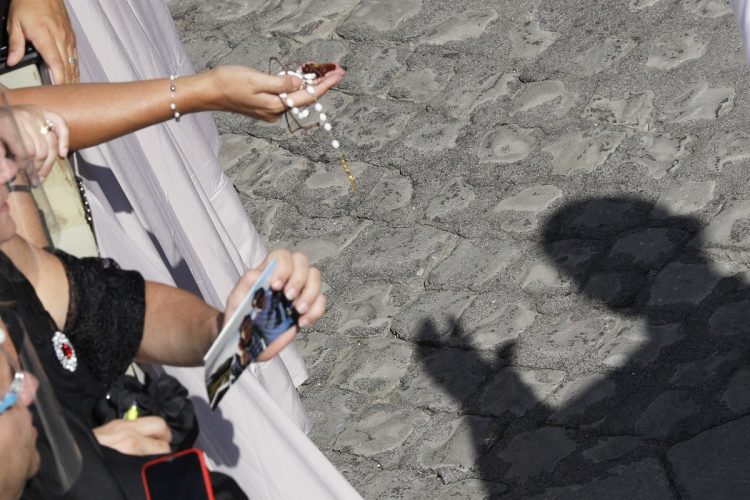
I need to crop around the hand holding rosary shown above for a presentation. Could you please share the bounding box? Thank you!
[270,58,357,191]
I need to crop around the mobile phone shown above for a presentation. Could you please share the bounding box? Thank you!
[141,448,215,500]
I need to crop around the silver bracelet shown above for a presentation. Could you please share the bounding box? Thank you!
[169,74,181,122]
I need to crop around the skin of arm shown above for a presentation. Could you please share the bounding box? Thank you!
[5,65,346,151]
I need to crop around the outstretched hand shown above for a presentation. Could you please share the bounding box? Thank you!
[6,0,79,84]
[224,249,326,361]
[209,64,346,122]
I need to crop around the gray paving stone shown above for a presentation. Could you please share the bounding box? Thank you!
[668,416,750,499]
[581,436,643,464]
[544,130,627,176]
[395,346,486,413]
[349,224,455,280]
[328,338,413,398]
[647,263,722,306]
[658,82,735,123]
[478,125,538,164]
[496,427,576,481]
[646,33,708,70]
[582,91,654,130]
[549,374,616,424]
[635,390,700,440]
[481,367,565,417]
[334,408,429,457]
[652,180,716,216]
[511,80,576,118]
[426,238,523,291]
[607,227,688,269]
[597,320,682,368]
[460,299,538,350]
[418,416,494,472]
[721,367,750,414]
[709,300,750,336]
[573,37,637,75]
[631,132,693,179]
[670,350,740,388]
[527,458,674,499]
[425,177,477,221]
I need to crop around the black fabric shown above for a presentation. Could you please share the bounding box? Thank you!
[0,250,246,499]
[55,250,145,386]
[94,372,199,451]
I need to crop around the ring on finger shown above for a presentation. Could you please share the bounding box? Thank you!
[68,55,77,65]
[39,120,55,135]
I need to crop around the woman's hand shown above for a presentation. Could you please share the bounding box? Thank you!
[6,0,79,84]
[206,64,345,122]
[93,416,172,456]
[224,249,326,361]
[11,105,68,184]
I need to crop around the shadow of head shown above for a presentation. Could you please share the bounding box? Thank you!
[540,196,703,311]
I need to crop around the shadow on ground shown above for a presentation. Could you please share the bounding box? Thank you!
[416,196,750,498]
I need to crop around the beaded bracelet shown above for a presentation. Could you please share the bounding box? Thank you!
[169,74,181,122]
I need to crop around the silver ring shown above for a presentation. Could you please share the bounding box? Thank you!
[40,120,54,135]
[68,55,77,65]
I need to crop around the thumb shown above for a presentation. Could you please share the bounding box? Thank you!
[6,22,26,66]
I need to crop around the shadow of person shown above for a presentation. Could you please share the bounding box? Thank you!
[416,196,750,498]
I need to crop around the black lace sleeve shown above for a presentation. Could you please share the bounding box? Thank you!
[54,250,145,385]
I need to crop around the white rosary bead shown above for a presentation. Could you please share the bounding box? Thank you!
[304,73,317,80]
[299,108,310,119]
[170,102,177,110]
[286,98,295,108]
[324,123,332,131]
[314,103,323,112]
[279,92,288,99]
[318,113,327,123]
[291,107,300,115]
[306,85,315,95]
[331,139,340,149]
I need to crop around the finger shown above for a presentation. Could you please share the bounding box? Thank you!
[266,249,293,291]
[44,112,69,157]
[283,252,309,301]
[284,66,345,109]
[131,416,173,443]
[299,293,326,328]
[30,29,65,84]
[259,72,303,95]
[255,327,297,362]
[41,125,58,179]
[6,21,26,66]
[70,49,80,83]
[130,435,171,456]
[294,266,320,315]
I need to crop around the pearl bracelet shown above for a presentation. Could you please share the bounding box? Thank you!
[169,74,181,122]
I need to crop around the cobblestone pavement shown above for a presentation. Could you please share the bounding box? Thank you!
[170,0,750,498]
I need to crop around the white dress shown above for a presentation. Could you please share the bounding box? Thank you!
[735,0,750,63]
[65,1,360,497]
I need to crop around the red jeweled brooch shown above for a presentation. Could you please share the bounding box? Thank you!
[52,331,77,372]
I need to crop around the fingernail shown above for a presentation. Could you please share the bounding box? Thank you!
[298,317,308,327]
[272,280,283,290]
[285,288,296,300]
[296,301,308,314]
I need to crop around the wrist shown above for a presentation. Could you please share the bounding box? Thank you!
[180,70,223,114]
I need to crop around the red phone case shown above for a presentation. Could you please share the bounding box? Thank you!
[141,448,215,500]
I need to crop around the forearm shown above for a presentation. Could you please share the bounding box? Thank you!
[5,72,219,150]
[138,281,222,366]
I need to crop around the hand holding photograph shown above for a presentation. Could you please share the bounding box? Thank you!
[203,260,299,409]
